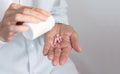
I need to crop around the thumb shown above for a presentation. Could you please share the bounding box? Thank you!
[70,32,82,52]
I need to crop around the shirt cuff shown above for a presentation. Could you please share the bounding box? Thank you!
[53,15,69,25]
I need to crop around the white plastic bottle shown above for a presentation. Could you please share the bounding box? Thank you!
[22,16,55,40]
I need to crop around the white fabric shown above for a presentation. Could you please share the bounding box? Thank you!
[50,59,78,74]
[23,16,55,40]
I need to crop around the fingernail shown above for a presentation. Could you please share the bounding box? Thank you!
[60,61,65,65]
[43,51,47,55]
[78,48,82,52]
[53,62,58,66]
[43,53,47,56]
[49,56,53,60]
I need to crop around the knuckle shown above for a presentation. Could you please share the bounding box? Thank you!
[7,22,11,25]
[10,3,16,8]
[10,3,18,9]
[14,13,22,21]
[22,8,29,14]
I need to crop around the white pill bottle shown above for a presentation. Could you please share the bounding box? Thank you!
[22,16,55,40]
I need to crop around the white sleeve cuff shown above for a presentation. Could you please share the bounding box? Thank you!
[53,15,69,25]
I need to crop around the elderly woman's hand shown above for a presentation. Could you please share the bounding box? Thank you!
[43,23,82,66]
[0,3,50,42]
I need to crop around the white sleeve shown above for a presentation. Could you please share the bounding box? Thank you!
[51,0,69,25]
[0,40,7,48]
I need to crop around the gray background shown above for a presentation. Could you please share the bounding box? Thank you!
[68,0,120,74]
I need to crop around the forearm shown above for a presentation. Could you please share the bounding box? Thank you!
[51,0,69,25]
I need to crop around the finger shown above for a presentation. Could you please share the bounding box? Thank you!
[71,31,82,52]
[47,47,54,60]
[19,7,49,21]
[9,13,41,23]
[9,3,22,10]
[9,3,50,20]
[43,32,55,55]
[9,25,29,32]
[9,3,50,16]
[52,48,61,66]
[29,7,51,17]
[60,46,72,65]
[43,42,51,56]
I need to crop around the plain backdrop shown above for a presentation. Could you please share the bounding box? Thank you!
[68,0,120,74]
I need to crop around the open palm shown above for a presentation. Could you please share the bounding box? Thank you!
[43,24,82,66]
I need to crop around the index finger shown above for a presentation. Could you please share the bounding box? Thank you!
[9,3,50,16]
